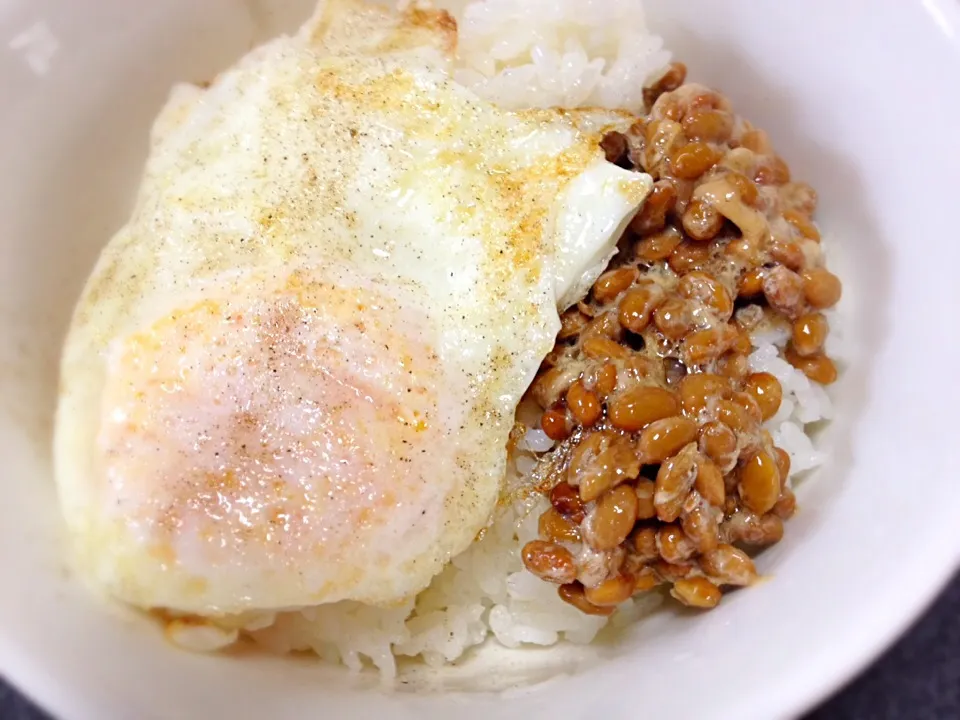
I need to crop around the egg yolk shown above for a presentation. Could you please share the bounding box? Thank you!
[95,273,454,612]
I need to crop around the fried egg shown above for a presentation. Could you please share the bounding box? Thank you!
[54,0,652,616]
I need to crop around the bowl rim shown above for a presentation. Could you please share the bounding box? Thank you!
[2,558,959,720]
[2,0,960,718]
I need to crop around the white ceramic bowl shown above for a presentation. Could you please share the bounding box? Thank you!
[2,1,959,718]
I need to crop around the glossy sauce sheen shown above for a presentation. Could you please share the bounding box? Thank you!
[53,0,651,615]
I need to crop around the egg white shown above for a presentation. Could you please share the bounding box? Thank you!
[54,0,651,615]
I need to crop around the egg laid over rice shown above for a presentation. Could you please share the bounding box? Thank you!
[54,0,843,678]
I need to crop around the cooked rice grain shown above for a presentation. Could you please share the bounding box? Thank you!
[441,0,671,111]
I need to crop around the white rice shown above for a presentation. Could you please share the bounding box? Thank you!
[440,0,671,111]
[212,0,839,679]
